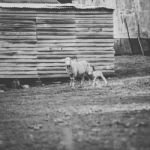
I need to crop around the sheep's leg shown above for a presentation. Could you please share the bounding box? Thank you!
[70,78,72,87]
[70,76,73,87]
[70,76,75,88]
[99,72,107,85]
[81,75,85,87]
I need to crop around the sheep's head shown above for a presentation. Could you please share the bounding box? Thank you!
[64,57,72,68]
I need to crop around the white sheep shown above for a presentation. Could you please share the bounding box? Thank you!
[63,57,91,88]
[88,66,108,87]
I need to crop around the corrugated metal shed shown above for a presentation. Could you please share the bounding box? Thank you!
[0,0,60,3]
[0,4,114,78]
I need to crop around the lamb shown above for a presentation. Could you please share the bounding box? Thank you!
[63,57,91,88]
[88,66,108,87]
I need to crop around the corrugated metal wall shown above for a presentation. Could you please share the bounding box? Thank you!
[0,8,38,78]
[0,7,114,78]
[0,0,60,3]
[73,0,150,55]
[72,0,116,9]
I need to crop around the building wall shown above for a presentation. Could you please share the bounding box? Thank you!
[114,0,150,55]
[73,0,150,55]
[0,0,60,3]
[0,0,150,56]
[0,7,114,78]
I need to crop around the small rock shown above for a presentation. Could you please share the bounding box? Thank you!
[29,124,42,130]
[135,122,147,127]
[121,137,127,142]
[104,140,110,145]
[34,124,42,130]
[113,120,130,128]
[129,130,136,136]
[29,134,34,141]
[0,140,3,145]
[0,84,6,91]
[0,90,4,93]
[73,124,81,129]
[22,85,30,89]
[54,118,64,124]
[91,128,101,132]
[125,122,130,127]
[0,134,3,145]
[112,120,121,125]
[53,81,61,84]
[130,117,135,121]
[77,131,84,142]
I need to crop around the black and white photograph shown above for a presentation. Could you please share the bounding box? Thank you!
[0,0,150,150]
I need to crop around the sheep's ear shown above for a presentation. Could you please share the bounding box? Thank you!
[92,66,95,71]
[72,56,77,59]
[74,56,77,59]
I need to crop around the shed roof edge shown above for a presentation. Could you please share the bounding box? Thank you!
[0,3,115,10]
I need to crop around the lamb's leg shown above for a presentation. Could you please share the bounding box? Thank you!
[99,72,107,84]
[87,75,92,86]
[70,77,75,88]
[88,78,91,86]
[92,76,97,87]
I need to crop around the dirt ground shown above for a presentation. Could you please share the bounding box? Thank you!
[0,55,150,150]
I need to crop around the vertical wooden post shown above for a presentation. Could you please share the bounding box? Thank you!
[123,17,134,54]
[133,0,145,56]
